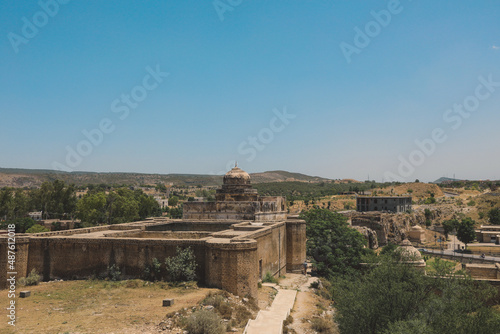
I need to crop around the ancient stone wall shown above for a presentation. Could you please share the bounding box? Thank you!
[466,263,500,279]
[0,236,30,290]
[26,237,208,283]
[250,223,287,278]
[204,240,258,298]
[285,219,307,272]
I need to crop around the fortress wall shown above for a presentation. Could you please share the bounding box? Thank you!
[286,219,307,272]
[26,238,208,283]
[248,223,287,278]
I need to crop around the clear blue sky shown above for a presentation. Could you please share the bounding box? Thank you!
[1,0,499,182]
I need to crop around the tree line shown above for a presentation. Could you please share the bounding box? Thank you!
[0,180,162,228]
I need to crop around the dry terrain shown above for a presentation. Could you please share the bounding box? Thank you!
[0,278,278,334]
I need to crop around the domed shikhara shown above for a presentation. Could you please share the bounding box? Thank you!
[223,166,251,185]
[398,239,423,261]
[216,166,258,202]
[396,239,426,271]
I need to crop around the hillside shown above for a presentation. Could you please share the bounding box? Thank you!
[0,168,333,188]
[373,182,444,199]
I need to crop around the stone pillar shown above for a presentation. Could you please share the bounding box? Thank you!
[205,239,258,298]
[286,219,306,272]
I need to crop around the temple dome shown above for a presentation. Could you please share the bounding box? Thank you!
[397,239,424,262]
[223,166,251,185]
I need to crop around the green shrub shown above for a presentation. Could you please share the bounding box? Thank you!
[26,224,50,233]
[165,247,197,282]
[262,271,278,284]
[143,257,162,282]
[20,269,41,286]
[107,264,121,281]
[186,310,224,334]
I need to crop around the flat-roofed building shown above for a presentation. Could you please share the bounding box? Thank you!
[356,196,412,213]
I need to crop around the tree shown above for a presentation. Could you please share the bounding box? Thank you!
[76,192,107,225]
[300,208,368,278]
[456,217,476,249]
[488,208,500,225]
[442,219,459,240]
[169,195,179,207]
[0,217,36,233]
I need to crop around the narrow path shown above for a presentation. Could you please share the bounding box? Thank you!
[281,273,322,334]
[244,286,297,334]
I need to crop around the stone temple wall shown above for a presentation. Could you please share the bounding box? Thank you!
[0,219,307,298]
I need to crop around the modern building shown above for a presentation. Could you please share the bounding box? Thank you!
[356,196,412,213]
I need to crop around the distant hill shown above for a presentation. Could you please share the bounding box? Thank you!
[0,168,334,188]
[250,170,331,183]
[433,177,461,184]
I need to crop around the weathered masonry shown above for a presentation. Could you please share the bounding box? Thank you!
[0,166,306,298]
[356,196,412,213]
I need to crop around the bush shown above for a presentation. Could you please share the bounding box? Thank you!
[107,264,121,281]
[186,310,225,334]
[20,269,41,286]
[311,317,336,334]
[26,224,50,233]
[165,247,197,282]
[262,271,278,284]
[234,305,252,325]
[143,257,162,282]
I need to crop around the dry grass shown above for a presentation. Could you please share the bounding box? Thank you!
[0,279,216,334]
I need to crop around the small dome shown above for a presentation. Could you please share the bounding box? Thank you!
[223,166,251,185]
[397,239,423,261]
[411,225,423,230]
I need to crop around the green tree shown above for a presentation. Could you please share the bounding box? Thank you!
[442,219,459,240]
[30,180,77,219]
[165,247,197,282]
[167,205,183,219]
[456,217,476,249]
[0,217,36,233]
[300,208,368,278]
[169,195,179,207]
[488,208,500,225]
[76,192,107,225]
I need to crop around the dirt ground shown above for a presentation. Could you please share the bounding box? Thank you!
[0,280,216,334]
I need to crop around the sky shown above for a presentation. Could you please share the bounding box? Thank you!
[1,0,499,182]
